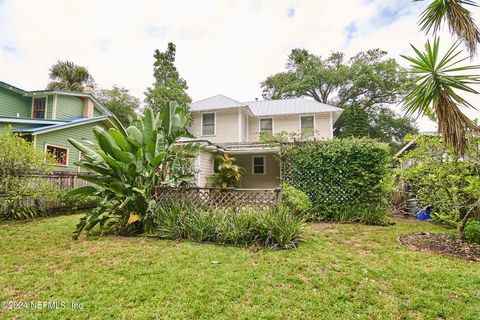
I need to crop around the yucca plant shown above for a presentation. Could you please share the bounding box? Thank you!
[418,0,480,57]
[68,102,199,239]
[401,38,480,154]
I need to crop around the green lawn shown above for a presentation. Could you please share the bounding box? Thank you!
[1,214,479,320]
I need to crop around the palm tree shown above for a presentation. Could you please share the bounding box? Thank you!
[47,60,94,92]
[402,38,480,153]
[418,0,480,57]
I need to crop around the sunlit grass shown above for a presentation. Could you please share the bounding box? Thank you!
[0,214,479,319]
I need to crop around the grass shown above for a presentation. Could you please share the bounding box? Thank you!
[1,214,479,319]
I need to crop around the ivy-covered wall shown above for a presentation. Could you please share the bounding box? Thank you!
[279,138,391,220]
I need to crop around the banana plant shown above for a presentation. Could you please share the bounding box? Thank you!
[68,102,200,239]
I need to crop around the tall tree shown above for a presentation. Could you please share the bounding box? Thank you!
[402,38,480,154]
[144,42,191,114]
[261,48,418,151]
[97,86,140,126]
[47,60,94,91]
[418,0,480,57]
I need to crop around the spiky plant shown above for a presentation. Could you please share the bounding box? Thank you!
[401,38,480,154]
[47,60,94,91]
[418,0,480,57]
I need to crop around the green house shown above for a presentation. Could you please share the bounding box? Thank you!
[0,81,123,171]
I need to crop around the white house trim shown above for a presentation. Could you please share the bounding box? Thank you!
[252,155,266,175]
[238,108,242,142]
[259,117,274,135]
[32,135,37,148]
[299,114,316,139]
[44,143,69,167]
[329,112,333,138]
[201,111,216,137]
[31,117,112,135]
[52,94,58,120]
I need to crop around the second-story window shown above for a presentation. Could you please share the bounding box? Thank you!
[260,118,273,136]
[33,98,46,119]
[202,113,215,136]
[301,115,314,138]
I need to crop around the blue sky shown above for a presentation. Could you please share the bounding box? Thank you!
[1,0,479,132]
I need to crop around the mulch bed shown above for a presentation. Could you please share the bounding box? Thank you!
[399,232,480,262]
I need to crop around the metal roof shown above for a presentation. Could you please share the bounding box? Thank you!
[14,116,111,135]
[190,94,246,111]
[190,95,344,121]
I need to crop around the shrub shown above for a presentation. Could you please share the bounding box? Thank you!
[278,138,391,224]
[67,103,201,239]
[0,127,59,220]
[398,135,480,241]
[207,154,244,188]
[149,201,304,249]
[281,183,312,217]
[464,220,480,244]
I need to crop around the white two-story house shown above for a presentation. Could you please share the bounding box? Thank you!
[188,94,343,189]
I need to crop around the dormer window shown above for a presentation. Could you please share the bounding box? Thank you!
[33,98,46,119]
[202,112,215,136]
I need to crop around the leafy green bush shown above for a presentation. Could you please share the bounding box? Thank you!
[464,220,480,244]
[278,138,391,224]
[398,135,480,241]
[281,183,312,217]
[208,154,244,188]
[67,103,201,239]
[149,201,304,249]
[0,127,60,220]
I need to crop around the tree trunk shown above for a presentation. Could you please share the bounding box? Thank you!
[458,222,466,242]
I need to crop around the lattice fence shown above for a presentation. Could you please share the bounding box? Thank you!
[155,187,281,210]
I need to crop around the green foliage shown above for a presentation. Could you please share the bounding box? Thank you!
[47,60,94,91]
[464,219,480,244]
[418,0,480,57]
[281,183,312,217]
[144,42,192,115]
[0,127,59,220]
[279,138,391,223]
[332,205,391,225]
[149,201,304,249]
[261,48,418,150]
[401,38,480,154]
[97,86,140,126]
[398,135,480,241]
[207,154,244,188]
[67,103,199,239]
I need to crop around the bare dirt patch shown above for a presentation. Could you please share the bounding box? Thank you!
[399,232,480,262]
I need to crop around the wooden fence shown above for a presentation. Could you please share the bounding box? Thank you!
[155,186,282,209]
[1,172,96,217]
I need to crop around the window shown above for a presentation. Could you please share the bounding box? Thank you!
[301,115,314,138]
[260,118,273,136]
[252,155,265,174]
[46,145,68,166]
[202,113,215,136]
[33,98,46,119]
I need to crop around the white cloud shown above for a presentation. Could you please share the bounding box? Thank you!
[1,0,479,132]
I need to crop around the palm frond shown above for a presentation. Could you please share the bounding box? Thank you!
[402,38,480,154]
[418,0,480,57]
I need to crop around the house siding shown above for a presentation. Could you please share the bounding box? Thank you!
[248,112,332,141]
[235,153,280,188]
[55,95,85,120]
[35,122,108,171]
[196,151,214,187]
[190,108,240,143]
[0,86,31,117]
[46,95,54,119]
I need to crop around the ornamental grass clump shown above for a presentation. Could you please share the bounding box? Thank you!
[148,201,304,249]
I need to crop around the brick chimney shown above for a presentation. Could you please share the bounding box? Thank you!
[83,85,95,118]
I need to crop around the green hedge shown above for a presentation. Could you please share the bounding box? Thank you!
[279,138,391,222]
